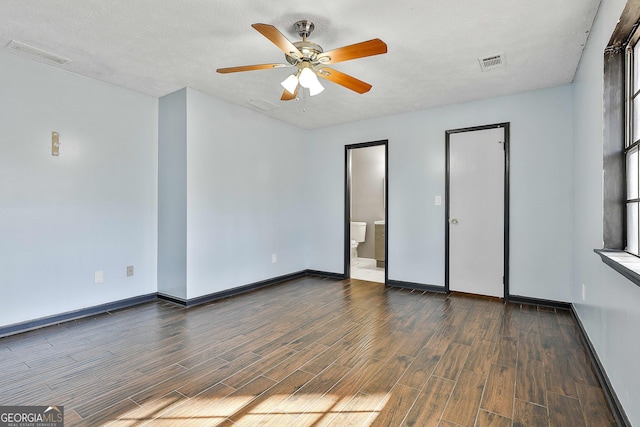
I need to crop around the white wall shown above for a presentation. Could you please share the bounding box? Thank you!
[184,88,307,299]
[572,0,640,423]
[158,89,188,299]
[0,52,158,326]
[306,86,574,301]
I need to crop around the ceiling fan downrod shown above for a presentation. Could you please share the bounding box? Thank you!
[294,20,314,40]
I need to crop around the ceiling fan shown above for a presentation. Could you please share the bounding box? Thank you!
[216,20,387,101]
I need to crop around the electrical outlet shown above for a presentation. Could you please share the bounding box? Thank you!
[94,271,104,284]
[272,254,277,263]
[581,283,586,301]
[127,265,134,277]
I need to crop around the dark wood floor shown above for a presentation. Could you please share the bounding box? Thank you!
[0,277,616,426]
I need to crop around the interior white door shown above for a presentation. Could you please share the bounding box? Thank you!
[448,127,505,297]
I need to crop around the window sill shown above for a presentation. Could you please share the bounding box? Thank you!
[594,249,640,288]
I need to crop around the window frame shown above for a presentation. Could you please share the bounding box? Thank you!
[596,2,640,290]
[624,26,640,256]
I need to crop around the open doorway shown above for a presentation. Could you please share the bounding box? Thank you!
[345,140,388,283]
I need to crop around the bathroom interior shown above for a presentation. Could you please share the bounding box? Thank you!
[349,144,386,283]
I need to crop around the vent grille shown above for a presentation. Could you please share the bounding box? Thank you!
[5,40,70,64]
[248,98,280,111]
[478,53,505,71]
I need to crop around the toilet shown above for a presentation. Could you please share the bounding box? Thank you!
[350,221,367,265]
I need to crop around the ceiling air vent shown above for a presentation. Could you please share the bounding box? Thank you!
[5,40,70,65]
[247,98,280,111]
[478,53,505,72]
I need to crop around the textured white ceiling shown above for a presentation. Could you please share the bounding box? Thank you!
[0,0,600,129]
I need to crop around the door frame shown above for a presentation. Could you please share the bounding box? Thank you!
[445,123,510,300]
[344,140,389,283]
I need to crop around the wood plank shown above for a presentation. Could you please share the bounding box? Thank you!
[567,347,600,386]
[477,316,502,342]
[74,362,188,418]
[480,364,516,418]
[393,328,435,357]
[222,345,298,389]
[263,343,329,382]
[287,317,343,351]
[360,354,414,395]
[538,309,561,330]
[402,376,455,427]
[500,309,519,338]
[513,398,549,427]
[327,356,387,398]
[512,310,540,334]
[575,382,617,427]
[314,357,388,420]
[515,358,546,406]
[441,369,485,426]
[176,351,262,398]
[75,398,140,427]
[451,320,480,345]
[518,331,542,362]
[276,363,351,416]
[308,390,385,427]
[539,326,567,358]
[155,382,236,425]
[495,335,518,367]
[183,375,277,423]
[108,391,186,426]
[228,369,315,425]
[543,352,578,398]
[129,356,228,405]
[368,384,420,427]
[397,345,441,390]
[463,339,495,377]
[432,342,471,380]
[476,409,512,427]
[556,309,575,325]
[548,392,586,427]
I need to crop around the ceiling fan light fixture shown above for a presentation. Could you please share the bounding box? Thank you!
[299,67,324,96]
[281,73,299,94]
[308,80,325,96]
[298,67,325,95]
[298,67,317,88]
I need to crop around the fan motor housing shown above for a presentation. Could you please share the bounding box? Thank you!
[285,40,324,65]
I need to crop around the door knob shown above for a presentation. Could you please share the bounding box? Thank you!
[449,218,459,224]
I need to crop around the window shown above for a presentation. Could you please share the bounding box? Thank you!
[625,30,640,255]
[596,2,640,288]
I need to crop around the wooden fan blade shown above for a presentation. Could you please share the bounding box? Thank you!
[317,39,387,64]
[216,63,288,73]
[317,68,372,94]
[281,85,299,101]
[252,23,302,57]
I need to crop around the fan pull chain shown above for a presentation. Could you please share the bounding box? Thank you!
[301,87,307,112]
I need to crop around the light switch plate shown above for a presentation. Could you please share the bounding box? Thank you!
[94,270,104,284]
[126,265,134,277]
[435,195,442,206]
